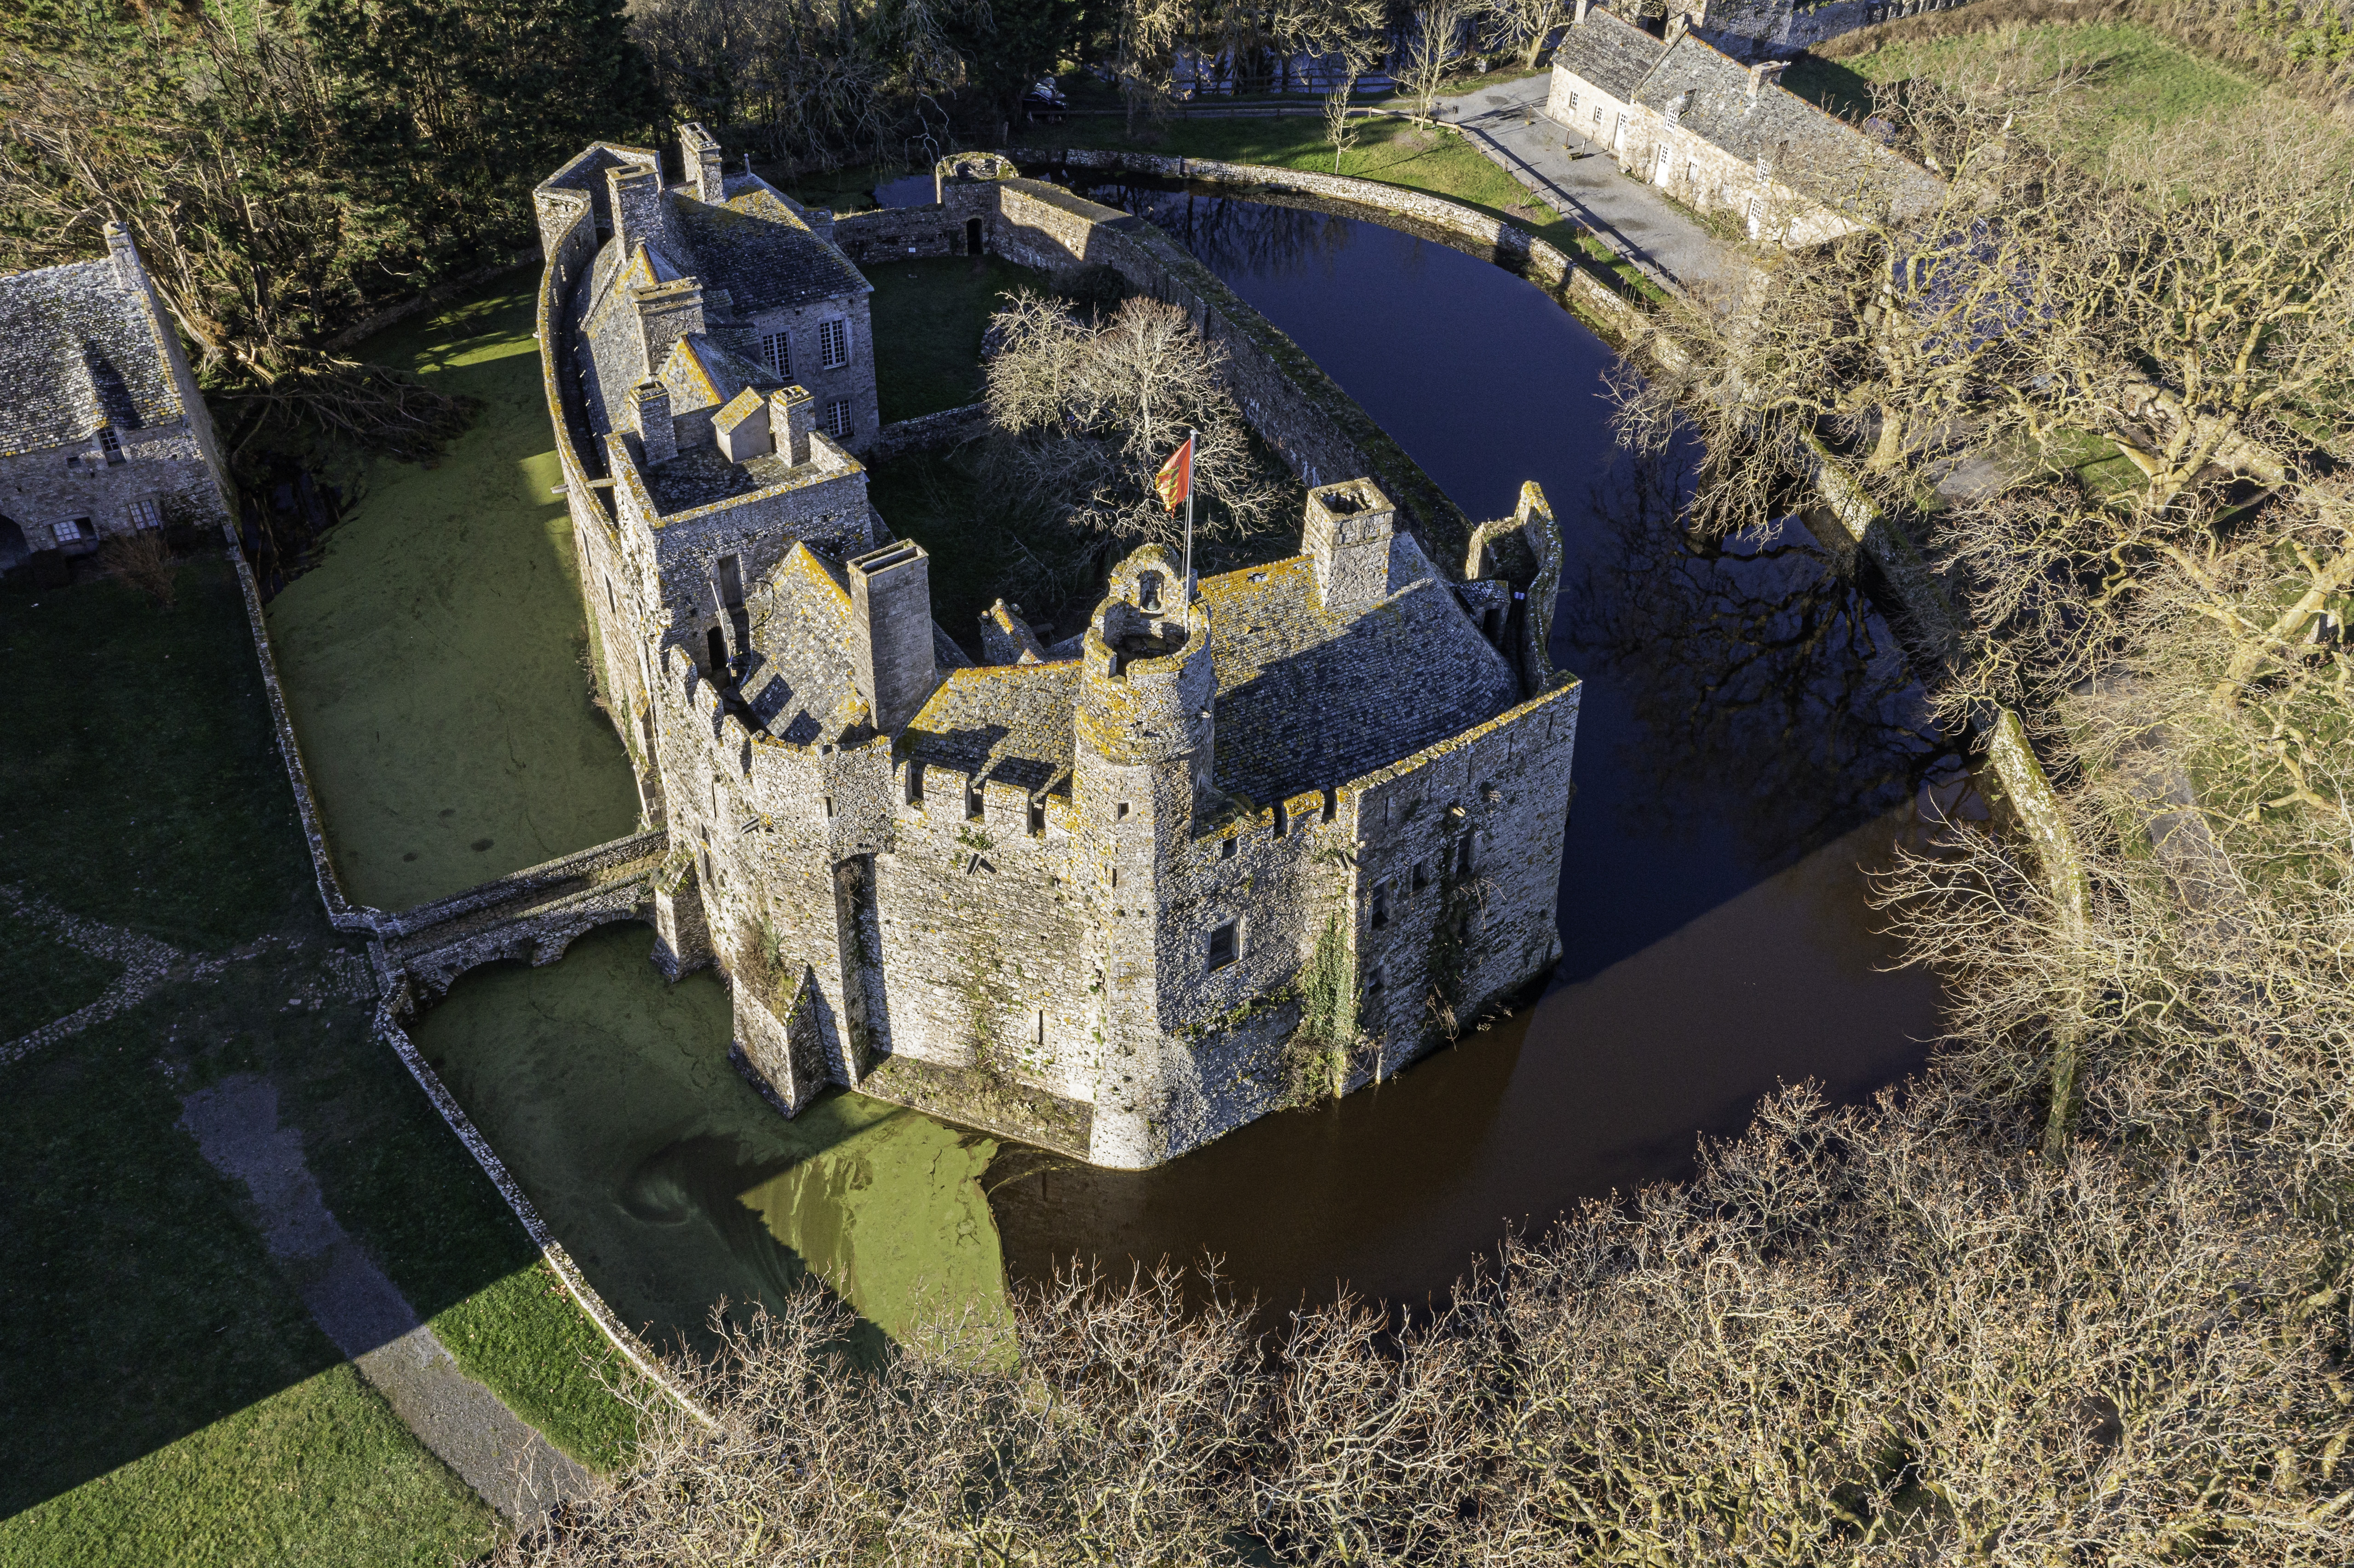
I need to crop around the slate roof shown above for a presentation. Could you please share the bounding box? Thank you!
[744,546,865,744]
[1199,555,1520,808]
[1633,34,1945,216]
[567,179,867,440]
[674,188,869,315]
[659,333,777,413]
[1552,6,1668,101]
[905,664,1082,796]
[0,257,182,458]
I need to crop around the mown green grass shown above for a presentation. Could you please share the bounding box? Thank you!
[0,563,311,949]
[0,1001,498,1565]
[867,253,1051,424]
[2,529,640,1558]
[1031,109,1655,294]
[1785,20,2258,155]
[0,909,118,1041]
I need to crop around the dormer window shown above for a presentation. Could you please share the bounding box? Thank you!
[97,427,122,464]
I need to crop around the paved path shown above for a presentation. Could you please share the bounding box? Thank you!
[179,1073,593,1524]
[1438,74,1757,308]
[0,885,191,1066]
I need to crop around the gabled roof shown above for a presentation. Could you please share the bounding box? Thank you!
[0,256,182,458]
[1632,34,1946,217]
[1200,553,1519,808]
[658,333,776,413]
[673,188,869,315]
[1551,6,1667,102]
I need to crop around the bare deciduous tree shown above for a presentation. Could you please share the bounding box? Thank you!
[980,292,1283,552]
[1396,0,1475,123]
[1482,0,1565,69]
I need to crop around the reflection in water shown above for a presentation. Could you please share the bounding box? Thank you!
[1563,451,1947,886]
[410,924,1008,1358]
[982,179,1952,1310]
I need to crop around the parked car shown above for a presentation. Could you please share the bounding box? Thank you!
[1022,79,1068,121]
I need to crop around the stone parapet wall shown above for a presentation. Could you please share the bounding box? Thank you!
[863,402,990,465]
[1009,146,1655,377]
[974,168,1475,573]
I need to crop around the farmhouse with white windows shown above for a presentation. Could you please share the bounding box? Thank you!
[1546,1,1943,246]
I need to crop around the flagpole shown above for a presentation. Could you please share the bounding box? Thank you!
[1182,426,1197,604]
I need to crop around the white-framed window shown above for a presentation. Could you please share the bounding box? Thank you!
[759,331,790,377]
[1567,91,1580,114]
[1655,145,1674,184]
[49,518,84,544]
[819,318,849,369]
[123,497,164,531]
[825,399,853,439]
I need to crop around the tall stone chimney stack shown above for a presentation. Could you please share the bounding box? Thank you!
[630,280,705,377]
[680,122,726,203]
[628,379,676,466]
[1572,0,1591,24]
[1303,478,1403,611]
[847,541,939,733]
[606,162,663,256]
[771,385,816,465]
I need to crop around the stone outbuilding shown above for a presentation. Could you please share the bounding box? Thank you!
[0,226,232,578]
[1546,2,1944,246]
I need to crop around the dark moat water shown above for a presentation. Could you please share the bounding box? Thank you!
[978,180,1952,1309]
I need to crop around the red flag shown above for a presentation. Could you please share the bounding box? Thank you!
[1154,435,1194,512]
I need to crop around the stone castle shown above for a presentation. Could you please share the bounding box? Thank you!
[533,132,1579,1167]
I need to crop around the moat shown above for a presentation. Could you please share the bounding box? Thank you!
[367,179,1947,1350]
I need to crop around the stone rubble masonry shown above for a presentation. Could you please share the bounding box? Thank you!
[536,150,1582,1168]
[0,225,232,563]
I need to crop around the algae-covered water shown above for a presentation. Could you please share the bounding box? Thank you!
[266,287,640,912]
[409,924,1009,1357]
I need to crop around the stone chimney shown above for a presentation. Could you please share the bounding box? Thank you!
[1747,60,1787,102]
[628,379,676,467]
[1572,0,1591,23]
[607,162,663,255]
[679,122,726,203]
[1303,478,1402,611]
[771,385,816,466]
[714,389,770,463]
[103,222,148,297]
[847,541,939,733]
[631,280,704,377]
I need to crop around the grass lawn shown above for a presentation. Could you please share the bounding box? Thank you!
[0,909,118,1041]
[0,546,641,1556]
[0,1002,497,1567]
[266,283,641,913]
[1025,109,1654,294]
[866,253,1050,424]
[0,565,312,949]
[1786,20,2258,155]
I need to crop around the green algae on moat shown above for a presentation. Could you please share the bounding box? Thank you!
[265,286,639,912]
[408,924,1012,1358]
